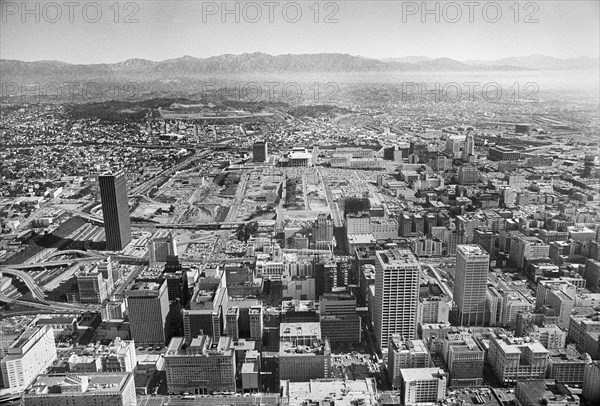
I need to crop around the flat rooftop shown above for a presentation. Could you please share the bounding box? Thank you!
[285,379,376,406]
[376,248,419,268]
[129,281,161,291]
[280,322,321,338]
[457,244,488,256]
[400,368,446,381]
[25,373,131,395]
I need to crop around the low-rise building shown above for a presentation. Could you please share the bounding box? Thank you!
[547,346,592,385]
[442,332,485,387]
[388,335,432,389]
[279,322,331,382]
[164,335,236,394]
[515,380,580,406]
[22,373,136,406]
[399,368,447,406]
[487,334,549,384]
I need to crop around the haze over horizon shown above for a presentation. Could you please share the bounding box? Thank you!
[1,0,598,64]
[2,52,599,65]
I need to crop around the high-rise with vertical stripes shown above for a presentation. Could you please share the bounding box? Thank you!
[374,248,421,351]
[99,170,132,251]
[454,244,489,326]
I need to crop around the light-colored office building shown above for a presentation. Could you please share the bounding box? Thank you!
[536,279,576,328]
[388,335,432,389]
[374,249,421,350]
[1,326,57,390]
[101,338,137,373]
[399,368,447,405]
[454,245,489,326]
[547,346,592,384]
[22,372,136,406]
[487,334,549,384]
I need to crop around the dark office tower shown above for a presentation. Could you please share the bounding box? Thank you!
[344,197,370,217]
[583,154,596,178]
[413,214,424,235]
[383,147,396,160]
[473,227,495,256]
[127,281,170,345]
[99,171,132,251]
[253,140,268,162]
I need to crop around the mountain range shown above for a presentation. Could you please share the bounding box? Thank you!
[1,52,597,79]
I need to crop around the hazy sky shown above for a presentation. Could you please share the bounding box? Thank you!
[1,0,598,63]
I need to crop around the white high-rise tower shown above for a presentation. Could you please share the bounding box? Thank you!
[454,244,489,326]
[374,248,421,351]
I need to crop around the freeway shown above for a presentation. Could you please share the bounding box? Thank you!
[2,256,103,270]
[209,171,250,261]
[44,204,104,224]
[0,267,47,297]
[0,266,99,312]
[0,293,58,311]
[133,222,247,230]
[318,167,343,228]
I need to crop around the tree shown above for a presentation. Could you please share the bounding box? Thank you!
[237,221,259,242]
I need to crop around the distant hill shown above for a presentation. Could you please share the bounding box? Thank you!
[462,55,599,70]
[0,52,542,81]
[382,56,434,64]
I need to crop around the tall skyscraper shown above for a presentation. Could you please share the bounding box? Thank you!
[126,281,170,346]
[99,171,132,251]
[374,248,421,350]
[462,133,475,162]
[312,213,334,249]
[253,140,268,163]
[454,244,489,326]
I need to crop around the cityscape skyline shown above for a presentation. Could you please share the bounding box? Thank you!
[1,0,599,404]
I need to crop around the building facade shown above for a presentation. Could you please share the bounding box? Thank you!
[164,336,236,394]
[22,373,136,406]
[454,245,489,326]
[399,368,447,406]
[126,281,170,346]
[1,326,57,389]
[98,171,132,251]
[374,249,421,350]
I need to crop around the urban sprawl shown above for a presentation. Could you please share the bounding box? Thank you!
[0,97,599,406]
